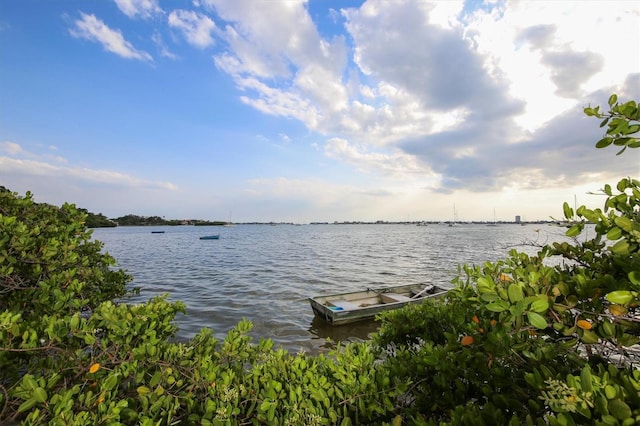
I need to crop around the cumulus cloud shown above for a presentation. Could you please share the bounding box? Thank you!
[518,24,604,98]
[202,0,638,195]
[168,10,216,48]
[69,13,153,62]
[324,138,429,179]
[61,0,640,204]
[114,0,163,19]
[204,0,351,133]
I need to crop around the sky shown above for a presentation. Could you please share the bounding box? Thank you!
[1,0,639,223]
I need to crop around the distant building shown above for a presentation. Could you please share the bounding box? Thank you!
[515,215,521,223]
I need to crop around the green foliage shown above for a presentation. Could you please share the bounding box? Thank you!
[585,94,640,155]
[1,95,638,424]
[112,214,227,226]
[113,214,169,226]
[1,191,400,424]
[81,210,117,228]
[373,94,640,424]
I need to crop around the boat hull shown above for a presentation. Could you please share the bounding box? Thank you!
[199,235,220,240]
[309,283,448,326]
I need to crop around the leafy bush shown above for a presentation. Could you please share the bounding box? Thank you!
[373,95,640,424]
[1,95,638,424]
[1,192,402,424]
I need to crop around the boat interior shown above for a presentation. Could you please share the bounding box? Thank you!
[326,286,435,311]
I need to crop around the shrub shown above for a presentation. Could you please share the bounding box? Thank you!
[373,95,640,424]
[1,95,637,424]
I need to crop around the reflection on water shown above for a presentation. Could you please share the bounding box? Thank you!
[93,223,571,353]
[308,316,381,353]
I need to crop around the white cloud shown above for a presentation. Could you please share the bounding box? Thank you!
[197,0,638,199]
[168,10,216,48]
[151,32,179,59]
[204,0,352,133]
[114,0,163,19]
[463,1,639,130]
[0,141,23,155]
[279,133,291,143]
[1,142,176,194]
[69,13,153,62]
[34,0,639,221]
[1,156,177,191]
[323,138,433,180]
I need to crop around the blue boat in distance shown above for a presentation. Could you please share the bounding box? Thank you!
[199,235,220,240]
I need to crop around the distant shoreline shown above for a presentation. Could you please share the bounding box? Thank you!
[90,220,562,228]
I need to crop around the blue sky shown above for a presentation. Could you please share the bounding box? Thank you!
[1,0,638,223]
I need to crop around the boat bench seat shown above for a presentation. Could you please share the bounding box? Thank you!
[381,293,412,303]
[330,300,361,310]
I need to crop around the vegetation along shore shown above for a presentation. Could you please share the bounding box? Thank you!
[1,96,639,424]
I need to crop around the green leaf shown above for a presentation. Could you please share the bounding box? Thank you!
[477,276,494,292]
[606,227,623,240]
[581,330,600,344]
[566,224,582,237]
[479,292,499,302]
[102,374,119,391]
[268,402,276,421]
[606,291,634,305]
[17,398,38,413]
[84,333,96,345]
[581,209,599,222]
[613,216,633,232]
[486,300,509,312]
[260,400,272,413]
[629,271,640,286]
[507,284,523,303]
[617,178,630,192]
[580,368,593,392]
[150,371,162,388]
[527,312,547,329]
[608,94,618,106]
[609,399,631,420]
[23,375,38,391]
[530,298,549,313]
[33,387,48,403]
[563,202,573,219]
[601,321,615,338]
[596,137,613,148]
[609,240,630,255]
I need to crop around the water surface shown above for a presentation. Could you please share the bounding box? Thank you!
[93,223,569,353]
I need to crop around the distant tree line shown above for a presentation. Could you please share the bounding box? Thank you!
[74,212,230,228]
[80,210,117,228]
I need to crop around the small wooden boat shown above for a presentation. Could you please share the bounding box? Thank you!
[309,283,448,325]
[199,234,220,240]
[151,231,165,234]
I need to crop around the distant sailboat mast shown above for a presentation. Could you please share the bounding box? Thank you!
[487,208,498,226]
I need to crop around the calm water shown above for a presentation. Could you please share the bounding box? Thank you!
[92,223,570,353]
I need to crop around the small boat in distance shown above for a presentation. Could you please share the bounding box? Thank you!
[309,283,448,326]
[151,231,165,233]
[199,235,220,240]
